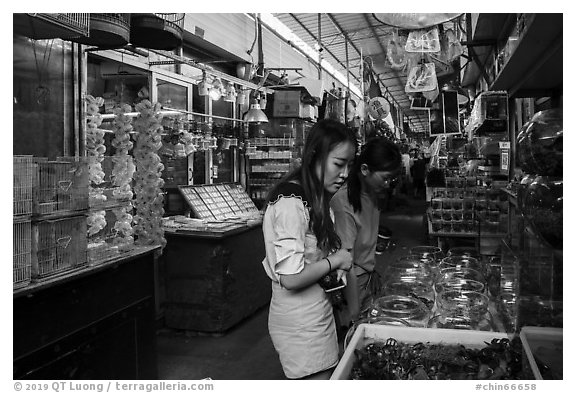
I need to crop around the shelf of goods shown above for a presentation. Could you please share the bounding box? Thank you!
[247,118,312,205]
[427,177,509,254]
[161,183,270,333]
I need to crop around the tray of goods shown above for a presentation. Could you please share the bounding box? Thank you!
[331,324,529,380]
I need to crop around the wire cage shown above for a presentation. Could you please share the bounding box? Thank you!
[34,157,89,216]
[13,219,32,289]
[74,13,131,48]
[13,13,90,40]
[130,13,185,50]
[13,156,34,216]
[87,205,134,265]
[33,215,88,279]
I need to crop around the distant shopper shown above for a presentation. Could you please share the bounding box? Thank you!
[411,149,427,198]
[261,119,356,379]
[331,138,402,322]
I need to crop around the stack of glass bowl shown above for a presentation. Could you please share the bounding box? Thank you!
[428,253,494,330]
[383,255,436,310]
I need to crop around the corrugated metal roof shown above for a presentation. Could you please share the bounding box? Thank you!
[272,13,465,135]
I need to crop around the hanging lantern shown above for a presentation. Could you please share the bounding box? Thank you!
[130,13,185,50]
[224,83,237,103]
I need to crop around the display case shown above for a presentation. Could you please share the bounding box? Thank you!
[160,183,269,333]
[246,118,312,207]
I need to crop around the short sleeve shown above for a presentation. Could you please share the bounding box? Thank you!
[271,196,307,276]
[330,189,357,251]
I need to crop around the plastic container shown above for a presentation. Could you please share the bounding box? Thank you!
[519,327,562,380]
[331,324,512,380]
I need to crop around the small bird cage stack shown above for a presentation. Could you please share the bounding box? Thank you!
[31,157,89,281]
[13,156,34,289]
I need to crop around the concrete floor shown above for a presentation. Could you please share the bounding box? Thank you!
[156,193,432,380]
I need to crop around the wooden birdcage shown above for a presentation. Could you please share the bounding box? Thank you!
[130,13,185,50]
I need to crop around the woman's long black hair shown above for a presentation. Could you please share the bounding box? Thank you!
[265,119,357,253]
[347,137,402,213]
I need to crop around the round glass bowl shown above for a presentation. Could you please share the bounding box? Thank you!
[434,278,485,295]
[427,312,495,331]
[384,278,435,310]
[446,247,479,259]
[409,246,445,264]
[439,267,485,283]
[370,295,431,327]
[436,290,489,323]
[439,256,485,275]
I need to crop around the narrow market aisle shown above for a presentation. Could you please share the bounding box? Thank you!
[156,193,429,380]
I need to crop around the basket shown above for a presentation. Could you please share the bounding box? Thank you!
[34,157,89,217]
[13,219,32,289]
[13,156,34,216]
[130,13,185,50]
[74,13,131,48]
[13,13,90,40]
[32,215,88,279]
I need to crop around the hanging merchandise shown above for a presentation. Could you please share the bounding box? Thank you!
[405,62,437,94]
[441,28,464,63]
[367,97,390,120]
[386,32,408,71]
[111,103,136,249]
[132,100,167,249]
[405,26,441,53]
[324,84,345,123]
[85,95,107,207]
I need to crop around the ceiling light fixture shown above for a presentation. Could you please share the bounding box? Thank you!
[244,91,268,123]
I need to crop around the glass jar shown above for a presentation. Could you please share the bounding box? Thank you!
[521,176,562,250]
[431,198,442,210]
[452,220,463,232]
[442,198,452,210]
[431,219,442,232]
[370,295,431,327]
[516,108,562,177]
[431,210,442,220]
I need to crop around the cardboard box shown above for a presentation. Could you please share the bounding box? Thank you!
[331,324,512,380]
[273,90,303,117]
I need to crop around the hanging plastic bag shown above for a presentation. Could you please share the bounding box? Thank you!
[405,62,437,93]
[405,26,441,53]
[386,32,408,71]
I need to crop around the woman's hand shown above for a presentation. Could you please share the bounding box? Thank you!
[330,248,353,272]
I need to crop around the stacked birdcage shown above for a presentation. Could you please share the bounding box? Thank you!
[13,156,34,289]
[30,157,89,281]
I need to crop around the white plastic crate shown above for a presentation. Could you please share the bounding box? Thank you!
[519,326,562,380]
[331,324,512,380]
